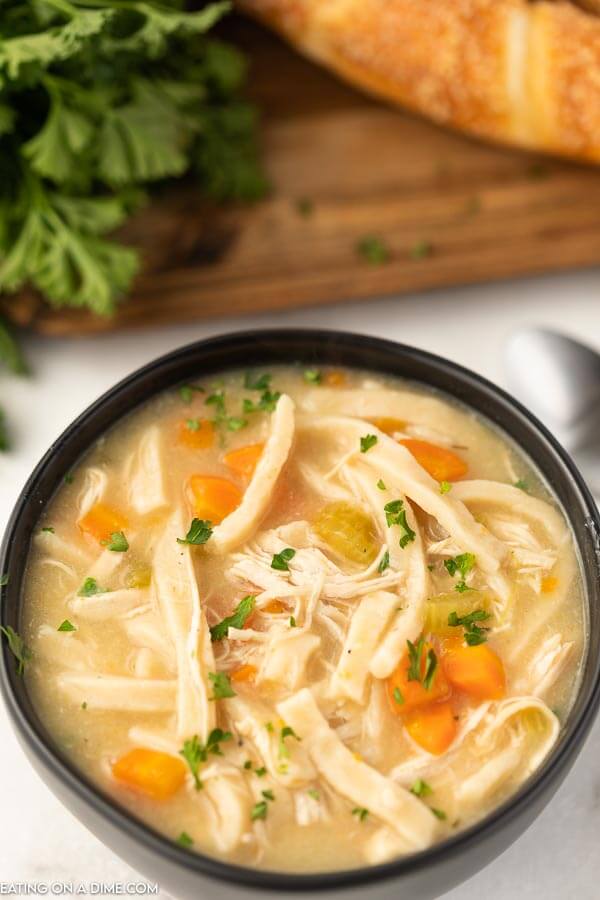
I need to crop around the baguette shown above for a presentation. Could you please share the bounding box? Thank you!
[235,0,600,163]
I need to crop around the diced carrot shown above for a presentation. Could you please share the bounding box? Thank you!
[188,475,242,525]
[324,369,347,387]
[404,701,458,755]
[442,640,506,700]
[223,443,264,481]
[78,503,128,543]
[112,748,186,800]
[541,576,558,594]
[263,599,286,614]
[177,418,214,450]
[386,641,451,715]
[231,664,257,683]
[370,417,407,436]
[400,439,468,482]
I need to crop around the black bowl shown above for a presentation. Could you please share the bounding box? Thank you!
[2,329,599,900]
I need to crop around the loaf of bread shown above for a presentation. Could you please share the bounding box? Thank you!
[235,0,600,163]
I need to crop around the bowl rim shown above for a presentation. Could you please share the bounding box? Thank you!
[2,327,600,892]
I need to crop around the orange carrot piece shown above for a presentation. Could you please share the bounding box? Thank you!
[370,417,407,436]
[386,641,451,715]
[188,475,242,525]
[400,439,468,482]
[442,641,506,700]
[541,576,558,594]
[263,599,286,614]
[223,443,264,480]
[231,664,257,683]
[78,503,128,543]
[324,369,347,387]
[177,418,214,450]
[112,748,186,800]
[404,701,458,755]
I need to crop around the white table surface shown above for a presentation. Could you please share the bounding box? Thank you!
[1,270,600,898]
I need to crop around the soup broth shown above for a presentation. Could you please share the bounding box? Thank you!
[19,365,585,872]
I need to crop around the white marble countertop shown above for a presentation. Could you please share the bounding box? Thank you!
[1,270,600,898]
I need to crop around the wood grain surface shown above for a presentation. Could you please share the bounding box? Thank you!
[3,17,600,336]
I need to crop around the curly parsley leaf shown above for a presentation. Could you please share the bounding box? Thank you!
[210,595,255,642]
[384,499,416,548]
[271,548,296,572]
[0,625,31,675]
[208,671,236,700]
[177,518,213,546]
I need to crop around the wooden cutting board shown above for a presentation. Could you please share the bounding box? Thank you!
[4,17,600,336]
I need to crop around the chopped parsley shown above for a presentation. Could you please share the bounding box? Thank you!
[81,701,87,710]
[41,526,55,534]
[208,671,236,700]
[439,481,452,494]
[406,638,438,691]
[210,595,256,642]
[360,434,378,453]
[393,687,404,706]
[410,779,432,798]
[179,728,232,790]
[444,553,476,593]
[514,479,529,492]
[352,807,369,822]
[244,760,252,770]
[177,518,213,546]
[206,390,248,433]
[271,548,296,572]
[57,620,76,633]
[102,531,129,553]
[244,372,272,391]
[255,766,267,777]
[448,609,490,646]
[357,235,390,265]
[186,418,200,431]
[177,832,194,848]
[243,389,281,414]
[377,479,387,491]
[0,625,31,675]
[410,239,433,260]
[265,722,274,733]
[432,808,447,821]
[378,550,390,574]
[77,577,103,597]
[262,789,275,801]
[303,369,322,385]
[279,725,301,759]
[289,616,296,628]
[251,800,268,821]
[179,384,205,404]
[384,499,416,548]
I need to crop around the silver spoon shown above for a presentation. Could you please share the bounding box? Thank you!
[504,327,600,498]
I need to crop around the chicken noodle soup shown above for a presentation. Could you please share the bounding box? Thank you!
[18,366,584,872]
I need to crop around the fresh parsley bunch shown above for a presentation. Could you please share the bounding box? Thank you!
[0,0,266,319]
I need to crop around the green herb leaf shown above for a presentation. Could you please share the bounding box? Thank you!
[179,728,232,790]
[244,372,271,391]
[177,518,213,546]
[352,807,369,822]
[210,595,256,642]
[514,479,529,492]
[271,548,296,572]
[255,766,267,777]
[57,620,76,633]
[279,725,300,759]
[41,526,55,534]
[448,608,490,645]
[251,800,268,821]
[376,479,387,491]
[243,389,281,414]
[0,625,31,675]
[393,686,404,705]
[444,553,476,592]
[77,577,103,597]
[384,499,416,548]
[378,550,390,574]
[179,384,205,403]
[102,531,129,553]
[360,434,378,454]
[208,671,236,700]
[439,481,452,494]
[410,779,432,798]
[431,808,447,820]
[177,832,193,848]
[423,648,438,691]
[303,369,322,385]
[407,638,438,691]
[0,317,28,375]
[262,789,275,801]
[289,615,296,628]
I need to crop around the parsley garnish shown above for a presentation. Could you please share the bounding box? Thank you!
[357,235,390,265]
[448,609,490,646]
[377,479,387,491]
[179,728,232,790]
[177,518,213,546]
[0,625,31,675]
[262,789,275,801]
[384,499,416,548]
[265,722,274,733]
[255,766,267,777]
[444,553,476,592]
[179,384,205,404]
[244,760,252,770]
[102,531,129,552]
[432,808,447,820]
[57,620,76,633]
[352,807,369,822]
[303,369,322,385]
[289,616,296,628]
[378,550,390,574]
[271,548,296,572]
[186,418,200,431]
[243,389,281,414]
[279,725,300,759]
[41,526,55,534]
[210,595,256,641]
[514,479,529,492]
[422,649,438,690]
[244,372,272,391]
[406,638,438,691]
[206,390,248,433]
[77,577,103,597]
[251,801,268,821]
[393,686,404,705]
[439,481,452,494]
[177,832,193,848]
[208,671,236,700]
[360,434,378,453]
[410,779,432,798]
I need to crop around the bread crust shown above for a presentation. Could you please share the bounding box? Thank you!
[236,0,600,162]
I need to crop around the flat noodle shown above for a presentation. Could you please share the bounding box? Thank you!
[57,673,176,711]
[277,689,439,850]
[152,509,216,741]
[259,630,321,691]
[208,394,295,555]
[69,588,147,621]
[125,425,168,515]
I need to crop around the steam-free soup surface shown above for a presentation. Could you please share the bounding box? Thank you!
[21,366,584,872]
